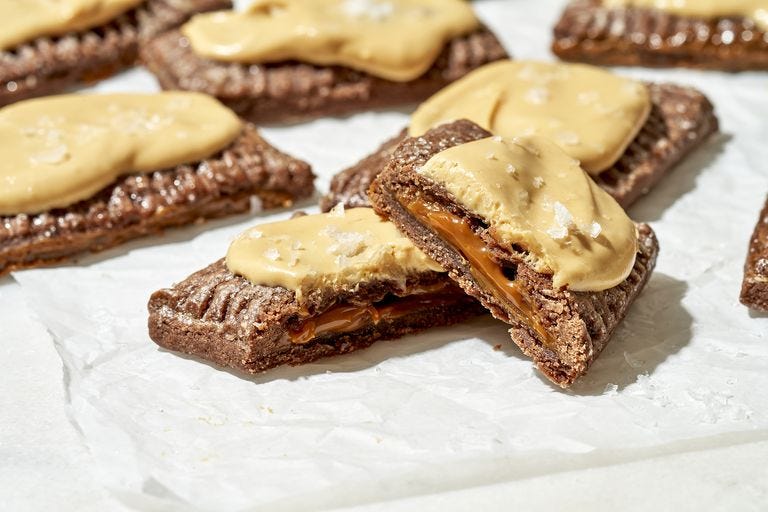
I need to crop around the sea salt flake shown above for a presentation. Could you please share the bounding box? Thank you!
[556,131,580,146]
[342,0,394,21]
[577,91,599,105]
[323,227,367,257]
[263,248,280,261]
[532,176,544,188]
[589,221,602,239]
[524,86,550,105]
[30,145,69,165]
[248,230,263,239]
[328,202,346,218]
[553,202,574,228]
[492,135,504,143]
[546,225,568,240]
[505,164,517,175]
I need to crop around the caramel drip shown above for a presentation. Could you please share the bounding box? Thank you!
[404,198,553,346]
[288,286,458,345]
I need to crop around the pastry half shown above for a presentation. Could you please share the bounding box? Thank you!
[369,120,659,387]
[148,208,484,373]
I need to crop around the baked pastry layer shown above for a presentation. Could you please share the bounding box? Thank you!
[552,0,768,70]
[741,195,768,312]
[148,259,484,373]
[0,124,314,275]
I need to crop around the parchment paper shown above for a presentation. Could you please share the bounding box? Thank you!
[11,1,768,510]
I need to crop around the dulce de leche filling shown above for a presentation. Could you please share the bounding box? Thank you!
[414,136,638,292]
[182,0,479,82]
[409,60,651,175]
[404,198,553,346]
[0,92,242,215]
[288,283,458,344]
[226,207,442,303]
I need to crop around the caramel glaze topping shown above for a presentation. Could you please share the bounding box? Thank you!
[288,283,459,344]
[404,198,553,347]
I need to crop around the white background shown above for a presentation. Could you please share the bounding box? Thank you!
[2,1,767,511]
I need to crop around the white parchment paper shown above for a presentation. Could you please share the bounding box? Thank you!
[11,1,768,510]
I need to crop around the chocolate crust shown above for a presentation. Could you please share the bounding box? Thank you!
[140,27,508,124]
[740,195,768,312]
[552,0,768,70]
[321,82,718,212]
[368,120,660,387]
[148,259,485,373]
[0,0,232,107]
[0,124,314,276]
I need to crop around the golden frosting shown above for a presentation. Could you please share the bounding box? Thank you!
[603,0,768,31]
[416,136,638,292]
[0,93,242,215]
[182,0,479,82]
[0,0,143,51]
[409,60,651,175]
[226,207,443,300]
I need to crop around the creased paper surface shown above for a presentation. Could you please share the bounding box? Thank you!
[11,1,768,511]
